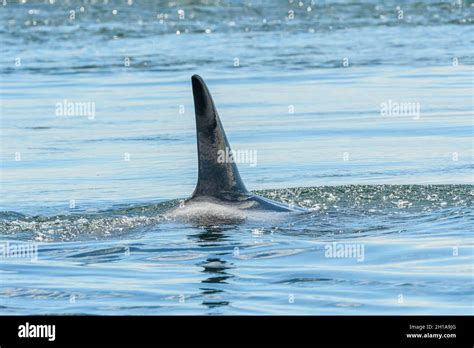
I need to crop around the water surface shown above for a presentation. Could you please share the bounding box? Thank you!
[0,0,473,315]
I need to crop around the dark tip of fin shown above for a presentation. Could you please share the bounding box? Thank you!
[191,75,217,127]
[191,75,248,200]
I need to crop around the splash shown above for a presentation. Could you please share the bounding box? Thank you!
[0,185,472,242]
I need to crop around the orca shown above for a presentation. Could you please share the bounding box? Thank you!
[169,75,305,223]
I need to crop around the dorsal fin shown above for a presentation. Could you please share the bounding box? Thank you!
[191,75,249,200]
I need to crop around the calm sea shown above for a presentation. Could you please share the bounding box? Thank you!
[0,0,472,314]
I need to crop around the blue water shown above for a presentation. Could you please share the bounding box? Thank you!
[0,0,473,315]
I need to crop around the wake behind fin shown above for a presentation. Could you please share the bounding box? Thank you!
[191,75,249,200]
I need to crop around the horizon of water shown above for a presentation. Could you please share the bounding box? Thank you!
[0,0,473,315]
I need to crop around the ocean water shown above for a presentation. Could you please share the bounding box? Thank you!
[0,0,473,315]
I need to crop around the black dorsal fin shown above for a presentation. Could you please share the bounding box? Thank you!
[191,75,249,200]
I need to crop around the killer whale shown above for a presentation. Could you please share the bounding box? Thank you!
[169,75,305,222]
